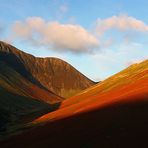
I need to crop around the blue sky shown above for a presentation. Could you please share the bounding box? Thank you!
[0,0,148,81]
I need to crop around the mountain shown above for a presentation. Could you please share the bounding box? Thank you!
[1,60,147,147]
[0,60,61,136]
[0,41,61,135]
[0,61,62,104]
[0,86,53,136]
[32,60,148,123]
[0,48,62,132]
[0,41,95,98]
[0,41,95,137]
[60,59,148,108]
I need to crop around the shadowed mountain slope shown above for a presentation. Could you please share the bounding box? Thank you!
[0,41,95,98]
[0,87,53,135]
[0,60,147,148]
[0,61,62,104]
[0,41,95,138]
[1,89,148,148]
[0,61,61,136]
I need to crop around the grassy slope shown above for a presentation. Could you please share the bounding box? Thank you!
[33,60,148,123]
[0,87,52,136]
[1,60,148,148]
[61,60,148,108]
[0,62,61,137]
[0,61,62,104]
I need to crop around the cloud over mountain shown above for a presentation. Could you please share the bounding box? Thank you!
[11,17,99,53]
[2,15,148,55]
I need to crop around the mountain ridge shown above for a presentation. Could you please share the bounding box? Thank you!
[33,60,148,123]
[0,41,95,137]
[0,41,95,98]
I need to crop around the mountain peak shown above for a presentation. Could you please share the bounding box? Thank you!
[0,41,95,98]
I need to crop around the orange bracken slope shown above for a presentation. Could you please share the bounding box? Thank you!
[33,60,148,123]
[1,60,148,148]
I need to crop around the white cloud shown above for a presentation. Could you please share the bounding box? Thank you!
[57,4,69,19]
[4,14,148,55]
[59,4,68,14]
[95,15,148,36]
[90,42,148,79]
[11,17,99,53]
[126,57,148,66]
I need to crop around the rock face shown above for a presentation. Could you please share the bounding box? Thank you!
[0,41,95,98]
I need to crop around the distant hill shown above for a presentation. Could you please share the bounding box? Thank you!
[0,41,95,98]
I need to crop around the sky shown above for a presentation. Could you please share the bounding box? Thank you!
[0,0,148,81]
